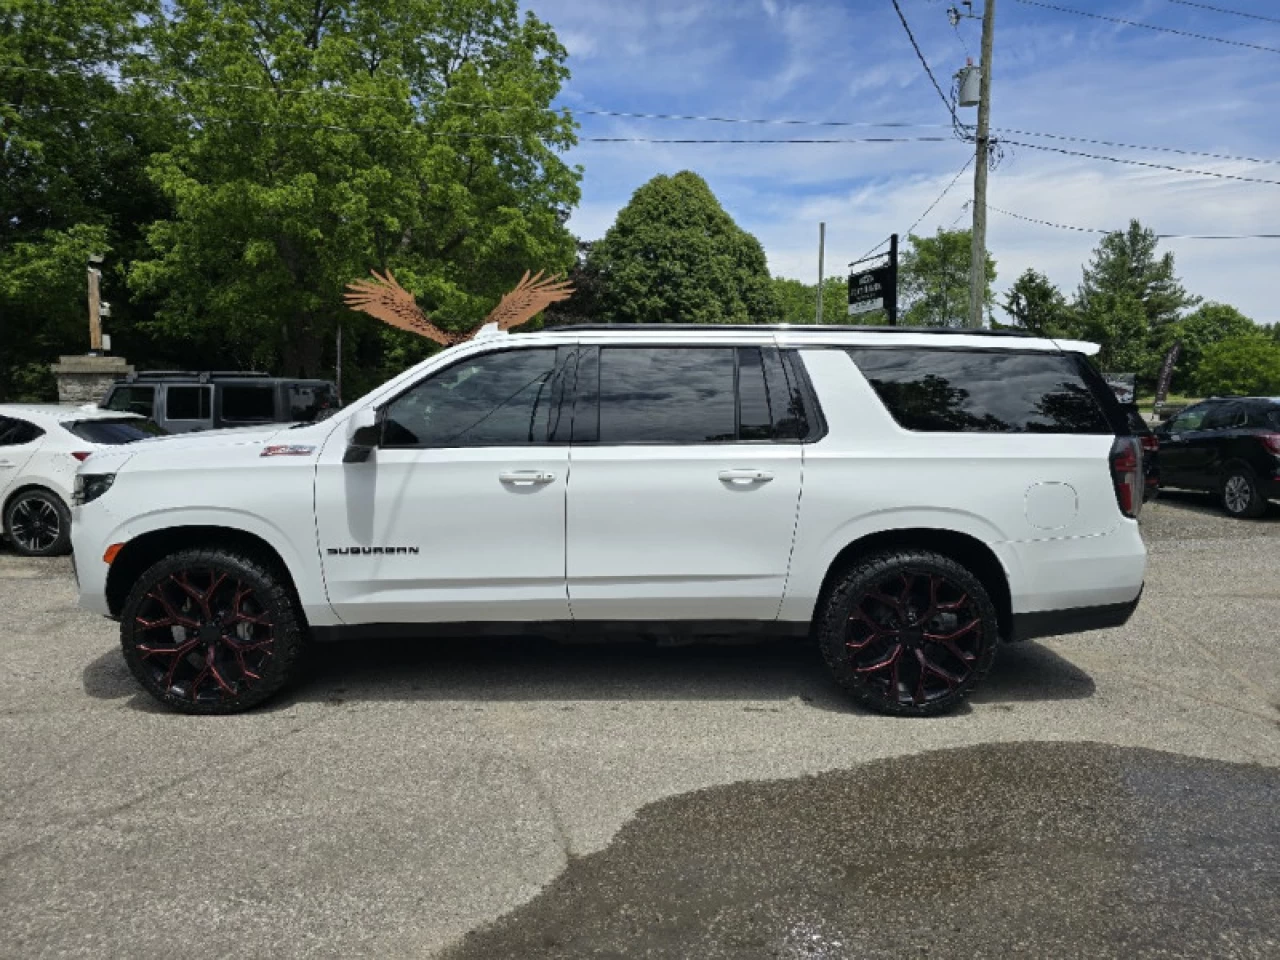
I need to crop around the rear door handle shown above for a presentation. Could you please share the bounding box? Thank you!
[0,459,12,467]
[718,469,774,484]
[498,470,556,485]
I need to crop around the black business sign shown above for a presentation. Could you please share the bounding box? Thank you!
[848,263,896,317]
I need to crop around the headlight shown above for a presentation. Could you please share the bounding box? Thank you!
[73,473,115,505]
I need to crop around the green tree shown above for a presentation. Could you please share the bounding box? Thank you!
[898,228,995,327]
[1074,219,1198,378]
[1158,302,1260,393]
[588,171,781,324]
[1195,336,1280,396]
[127,0,580,384]
[0,0,168,399]
[1001,268,1072,336]
[772,275,853,324]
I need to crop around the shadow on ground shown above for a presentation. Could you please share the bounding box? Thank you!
[82,636,1093,714]
[441,742,1280,960]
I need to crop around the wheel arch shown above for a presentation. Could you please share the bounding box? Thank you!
[106,525,303,619]
[3,483,70,519]
[813,528,1014,642]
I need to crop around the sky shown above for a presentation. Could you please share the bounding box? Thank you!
[523,0,1280,324]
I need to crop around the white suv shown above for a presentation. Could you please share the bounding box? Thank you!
[72,325,1146,716]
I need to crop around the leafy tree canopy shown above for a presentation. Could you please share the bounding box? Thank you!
[587,171,781,324]
[1195,336,1280,397]
[1160,302,1260,393]
[127,0,580,384]
[899,228,995,327]
[772,275,850,324]
[0,0,168,399]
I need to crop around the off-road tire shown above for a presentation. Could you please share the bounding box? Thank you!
[4,488,72,557]
[817,549,999,717]
[1220,464,1267,519]
[120,547,306,714]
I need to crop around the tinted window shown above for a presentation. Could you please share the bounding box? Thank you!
[222,385,276,422]
[67,419,166,444]
[104,385,155,417]
[383,348,557,447]
[165,386,212,421]
[0,416,44,446]
[288,383,337,421]
[1169,405,1208,432]
[598,348,737,443]
[847,348,1111,434]
[1201,402,1244,431]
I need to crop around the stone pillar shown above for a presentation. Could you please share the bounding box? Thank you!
[50,355,134,406]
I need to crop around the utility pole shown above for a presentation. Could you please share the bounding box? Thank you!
[967,0,995,329]
[815,221,826,323]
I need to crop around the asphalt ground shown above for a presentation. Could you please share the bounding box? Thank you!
[2,490,1277,958]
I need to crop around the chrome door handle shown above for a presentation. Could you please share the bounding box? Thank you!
[718,469,774,484]
[498,470,556,485]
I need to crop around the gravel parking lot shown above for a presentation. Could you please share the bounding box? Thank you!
[2,492,1278,958]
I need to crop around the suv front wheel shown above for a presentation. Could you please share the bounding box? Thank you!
[817,550,999,716]
[120,547,306,714]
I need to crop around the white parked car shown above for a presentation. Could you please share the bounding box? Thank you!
[72,324,1147,716]
[0,405,161,557]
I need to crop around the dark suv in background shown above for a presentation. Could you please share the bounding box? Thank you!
[1154,396,1280,517]
[101,372,338,434]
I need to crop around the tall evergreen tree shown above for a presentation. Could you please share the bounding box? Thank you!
[1074,219,1198,376]
[1001,268,1072,336]
[588,171,782,324]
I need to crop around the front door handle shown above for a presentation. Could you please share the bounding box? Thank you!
[498,470,556,485]
[718,469,774,484]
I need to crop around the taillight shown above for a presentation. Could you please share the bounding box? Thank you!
[1140,434,1158,453]
[71,451,93,462]
[1110,437,1143,519]
[1262,434,1280,455]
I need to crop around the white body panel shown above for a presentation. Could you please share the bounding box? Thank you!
[314,439,570,623]
[565,444,801,620]
[73,327,1146,637]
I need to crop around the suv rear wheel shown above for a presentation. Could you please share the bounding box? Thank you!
[1221,464,1267,519]
[817,550,999,716]
[120,547,306,714]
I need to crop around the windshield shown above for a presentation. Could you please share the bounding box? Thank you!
[66,418,168,444]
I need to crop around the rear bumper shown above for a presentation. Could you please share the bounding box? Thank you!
[1010,587,1143,642]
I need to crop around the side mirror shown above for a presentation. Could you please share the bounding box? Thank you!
[343,407,381,463]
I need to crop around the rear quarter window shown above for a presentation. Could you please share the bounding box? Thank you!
[846,348,1112,434]
[67,419,166,444]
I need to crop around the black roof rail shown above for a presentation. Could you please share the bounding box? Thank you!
[123,370,272,383]
[541,322,1036,338]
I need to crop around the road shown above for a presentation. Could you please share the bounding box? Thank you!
[1,491,1277,958]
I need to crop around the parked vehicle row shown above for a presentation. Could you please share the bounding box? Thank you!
[71,324,1148,717]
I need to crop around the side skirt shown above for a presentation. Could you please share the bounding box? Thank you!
[310,619,812,645]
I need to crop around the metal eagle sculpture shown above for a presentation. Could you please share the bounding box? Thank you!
[343,269,574,346]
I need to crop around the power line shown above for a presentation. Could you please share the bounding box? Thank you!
[1163,0,1280,25]
[1001,128,1280,167]
[1012,0,1280,54]
[907,155,976,235]
[890,0,963,122]
[988,203,1280,238]
[0,102,958,143]
[1006,139,1280,186]
[9,60,1280,167]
